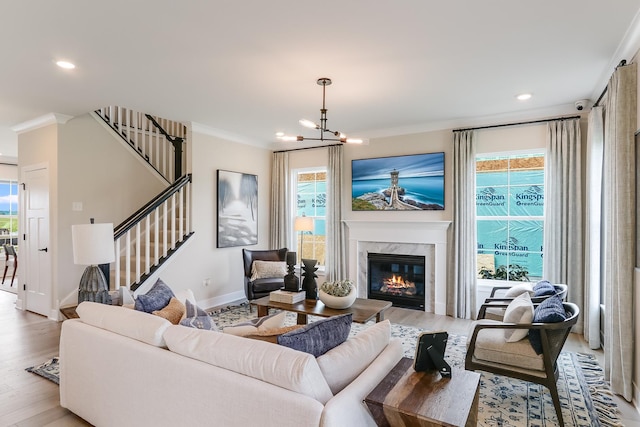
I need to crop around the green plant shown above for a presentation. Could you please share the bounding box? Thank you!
[478,264,529,282]
[320,279,353,297]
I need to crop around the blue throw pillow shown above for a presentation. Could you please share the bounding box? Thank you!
[134,278,175,313]
[277,313,352,357]
[533,280,556,297]
[180,300,219,331]
[528,295,567,354]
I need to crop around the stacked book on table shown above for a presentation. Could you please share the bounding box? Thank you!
[270,290,306,304]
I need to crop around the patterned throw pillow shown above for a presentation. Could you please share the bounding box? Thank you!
[250,261,287,281]
[528,295,567,354]
[152,297,186,325]
[135,278,175,313]
[277,314,352,357]
[223,311,286,336]
[180,300,219,331]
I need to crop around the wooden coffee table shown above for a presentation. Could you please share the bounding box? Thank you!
[365,357,481,427]
[251,296,391,324]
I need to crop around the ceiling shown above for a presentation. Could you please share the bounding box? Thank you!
[2,1,640,160]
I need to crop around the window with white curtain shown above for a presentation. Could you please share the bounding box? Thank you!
[294,168,326,267]
[476,150,544,282]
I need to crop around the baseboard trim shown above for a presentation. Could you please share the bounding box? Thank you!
[199,290,246,310]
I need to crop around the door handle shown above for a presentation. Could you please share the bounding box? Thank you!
[38,248,48,252]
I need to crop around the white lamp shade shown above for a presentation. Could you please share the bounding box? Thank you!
[72,223,115,265]
[294,216,314,232]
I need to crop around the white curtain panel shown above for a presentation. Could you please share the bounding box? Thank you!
[448,130,477,319]
[325,145,346,281]
[603,63,636,401]
[270,151,291,249]
[584,106,604,349]
[543,118,583,333]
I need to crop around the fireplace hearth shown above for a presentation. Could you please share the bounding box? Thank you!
[368,253,425,310]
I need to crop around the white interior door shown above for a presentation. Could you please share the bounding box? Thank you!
[24,166,51,317]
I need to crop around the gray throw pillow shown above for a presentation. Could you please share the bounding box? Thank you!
[134,278,175,313]
[277,313,352,357]
[533,280,556,297]
[180,299,219,331]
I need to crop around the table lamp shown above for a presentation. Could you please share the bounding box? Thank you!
[72,219,115,304]
[294,215,314,260]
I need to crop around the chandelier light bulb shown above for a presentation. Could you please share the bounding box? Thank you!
[278,135,299,142]
[299,119,319,129]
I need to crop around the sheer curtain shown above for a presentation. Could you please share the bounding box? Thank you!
[325,145,346,281]
[270,151,291,249]
[448,130,476,319]
[602,63,636,401]
[543,118,583,333]
[584,106,604,349]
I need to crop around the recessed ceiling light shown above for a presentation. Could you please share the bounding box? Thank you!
[275,132,285,137]
[516,93,532,101]
[56,60,76,69]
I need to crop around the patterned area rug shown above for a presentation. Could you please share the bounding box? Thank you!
[211,304,622,427]
[25,356,59,385]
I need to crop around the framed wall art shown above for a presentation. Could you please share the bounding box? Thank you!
[217,170,258,248]
[351,152,445,211]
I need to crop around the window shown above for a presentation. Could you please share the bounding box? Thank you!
[476,151,544,282]
[295,169,326,266]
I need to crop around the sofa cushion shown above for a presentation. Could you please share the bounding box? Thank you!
[277,314,352,357]
[467,320,544,371]
[503,292,534,342]
[152,297,185,325]
[250,260,287,281]
[223,311,286,336]
[529,295,566,354]
[134,278,175,313]
[163,325,334,404]
[533,280,556,297]
[316,319,390,394]
[76,301,172,347]
[180,300,219,331]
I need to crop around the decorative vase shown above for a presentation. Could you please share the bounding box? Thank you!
[319,286,356,309]
[283,251,300,292]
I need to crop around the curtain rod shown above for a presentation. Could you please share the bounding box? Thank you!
[452,115,581,133]
[273,143,342,153]
[593,59,628,108]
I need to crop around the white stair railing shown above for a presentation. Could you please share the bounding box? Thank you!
[113,174,193,291]
[95,106,187,183]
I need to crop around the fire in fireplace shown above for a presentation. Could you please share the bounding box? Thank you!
[368,253,425,310]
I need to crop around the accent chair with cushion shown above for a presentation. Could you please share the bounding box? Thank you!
[466,298,579,427]
[242,248,288,300]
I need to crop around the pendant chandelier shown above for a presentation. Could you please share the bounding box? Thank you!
[277,78,364,144]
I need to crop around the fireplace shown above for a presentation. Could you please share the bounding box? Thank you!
[368,253,426,310]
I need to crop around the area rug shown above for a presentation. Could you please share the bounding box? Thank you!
[25,356,59,385]
[210,305,622,427]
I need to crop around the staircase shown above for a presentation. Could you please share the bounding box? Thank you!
[94,106,193,291]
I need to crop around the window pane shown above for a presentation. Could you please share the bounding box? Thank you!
[509,184,544,216]
[476,186,508,216]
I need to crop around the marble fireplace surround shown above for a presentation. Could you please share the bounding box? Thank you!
[344,220,451,315]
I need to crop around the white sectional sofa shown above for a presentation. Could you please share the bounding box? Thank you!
[59,301,403,427]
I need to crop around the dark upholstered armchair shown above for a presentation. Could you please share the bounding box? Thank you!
[242,248,288,301]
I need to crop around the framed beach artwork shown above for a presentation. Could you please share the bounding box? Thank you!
[351,152,445,211]
[217,170,258,248]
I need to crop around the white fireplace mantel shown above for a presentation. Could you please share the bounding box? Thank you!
[343,220,451,315]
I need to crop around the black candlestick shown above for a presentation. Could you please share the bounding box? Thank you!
[283,251,300,292]
[302,258,318,299]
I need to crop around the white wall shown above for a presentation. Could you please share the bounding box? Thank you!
[157,129,273,306]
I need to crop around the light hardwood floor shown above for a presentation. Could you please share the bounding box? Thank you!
[1,289,638,426]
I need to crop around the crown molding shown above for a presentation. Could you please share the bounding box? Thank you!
[11,113,74,134]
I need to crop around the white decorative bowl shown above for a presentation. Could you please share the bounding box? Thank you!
[319,286,356,309]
